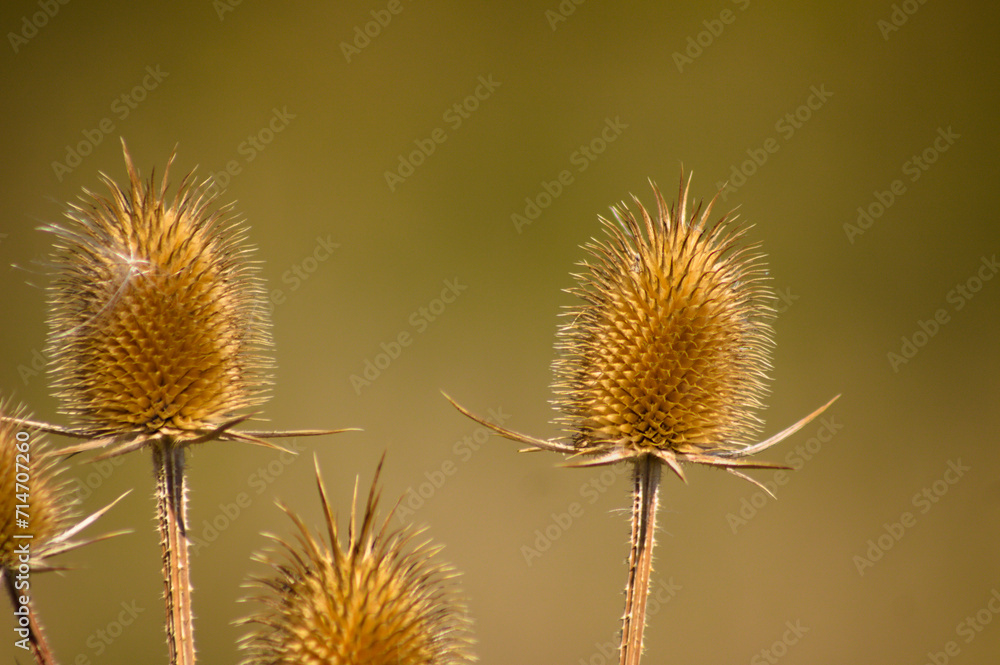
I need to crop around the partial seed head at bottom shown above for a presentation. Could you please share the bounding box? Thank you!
[239,459,476,665]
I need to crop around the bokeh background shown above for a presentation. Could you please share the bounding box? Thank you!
[1,1,998,663]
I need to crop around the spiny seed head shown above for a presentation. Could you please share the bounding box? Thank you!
[239,461,475,665]
[46,142,272,440]
[0,399,76,569]
[552,176,774,459]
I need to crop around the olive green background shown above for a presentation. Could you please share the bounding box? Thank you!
[1,1,998,663]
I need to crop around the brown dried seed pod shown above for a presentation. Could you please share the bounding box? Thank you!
[0,398,75,571]
[552,177,774,459]
[239,459,476,665]
[45,142,272,441]
[0,397,127,571]
[0,396,127,664]
[447,174,837,477]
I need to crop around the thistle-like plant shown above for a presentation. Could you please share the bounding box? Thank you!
[4,140,348,665]
[0,397,126,665]
[238,455,476,665]
[447,175,838,665]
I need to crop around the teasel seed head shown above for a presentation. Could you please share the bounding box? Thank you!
[0,397,126,572]
[45,140,272,450]
[445,172,839,484]
[552,176,773,460]
[239,457,476,665]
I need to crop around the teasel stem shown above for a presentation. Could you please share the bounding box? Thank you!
[620,455,661,665]
[153,439,195,665]
[2,568,57,665]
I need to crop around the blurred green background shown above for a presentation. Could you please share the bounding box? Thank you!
[1,1,998,663]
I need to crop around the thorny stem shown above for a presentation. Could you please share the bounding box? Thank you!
[620,455,661,665]
[3,568,57,665]
[153,441,195,665]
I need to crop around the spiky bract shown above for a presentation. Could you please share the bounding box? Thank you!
[46,143,271,442]
[552,178,774,460]
[239,462,475,665]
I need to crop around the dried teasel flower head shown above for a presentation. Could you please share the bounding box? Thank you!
[239,456,476,665]
[44,140,273,456]
[0,397,126,573]
[552,176,773,465]
[447,174,838,485]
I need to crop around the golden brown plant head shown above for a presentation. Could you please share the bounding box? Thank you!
[0,399,72,569]
[552,176,773,460]
[45,141,272,442]
[239,458,476,665]
[0,398,125,572]
[445,172,838,485]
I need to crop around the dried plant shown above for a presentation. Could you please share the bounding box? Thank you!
[3,141,347,664]
[238,455,476,665]
[447,175,838,665]
[0,140,840,665]
[0,397,126,665]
